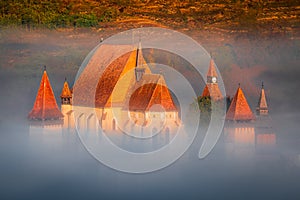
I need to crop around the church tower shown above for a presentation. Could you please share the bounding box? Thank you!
[256,82,268,116]
[201,58,223,100]
[28,66,63,120]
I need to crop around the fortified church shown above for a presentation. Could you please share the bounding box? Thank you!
[28,43,270,139]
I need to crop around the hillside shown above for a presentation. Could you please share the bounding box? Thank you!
[1,0,299,35]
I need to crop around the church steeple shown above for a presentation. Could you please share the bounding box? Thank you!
[28,67,63,120]
[206,58,218,84]
[201,57,223,100]
[60,78,72,105]
[256,82,268,116]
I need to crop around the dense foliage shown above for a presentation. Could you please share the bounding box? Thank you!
[0,0,120,28]
[188,96,231,125]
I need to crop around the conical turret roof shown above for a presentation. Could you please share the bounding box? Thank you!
[28,68,63,120]
[226,85,255,121]
[60,78,72,98]
[256,82,268,115]
[257,83,268,109]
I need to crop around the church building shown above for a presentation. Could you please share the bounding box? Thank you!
[46,42,181,136]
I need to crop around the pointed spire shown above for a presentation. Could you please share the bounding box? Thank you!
[202,56,223,100]
[256,82,268,116]
[28,69,63,120]
[135,39,145,81]
[207,58,218,78]
[60,78,72,99]
[226,86,255,121]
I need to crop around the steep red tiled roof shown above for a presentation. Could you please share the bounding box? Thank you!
[28,70,63,120]
[60,79,72,98]
[73,44,135,107]
[226,86,255,121]
[207,59,218,77]
[73,44,151,107]
[129,75,177,111]
[95,52,133,107]
[202,84,223,100]
[73,44,176,113]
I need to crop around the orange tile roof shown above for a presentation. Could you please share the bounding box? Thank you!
[129,75,177,111]
[201,84,223,100]
[60,79,72,98]
[226,86,255,121]
[74,44,151,107]
[73,44,177,113]
[73,44,134,107]
[95,52,133,107]
[28,69,63,120]
[207,59,218,77]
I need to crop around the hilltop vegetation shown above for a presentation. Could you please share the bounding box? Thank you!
[0,0,299,31]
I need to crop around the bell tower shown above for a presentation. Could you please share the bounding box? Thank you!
[206,58,218,84]
[201,57,223,100]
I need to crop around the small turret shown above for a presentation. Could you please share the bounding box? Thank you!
[256,82,268,116]
[60,78,72,105]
